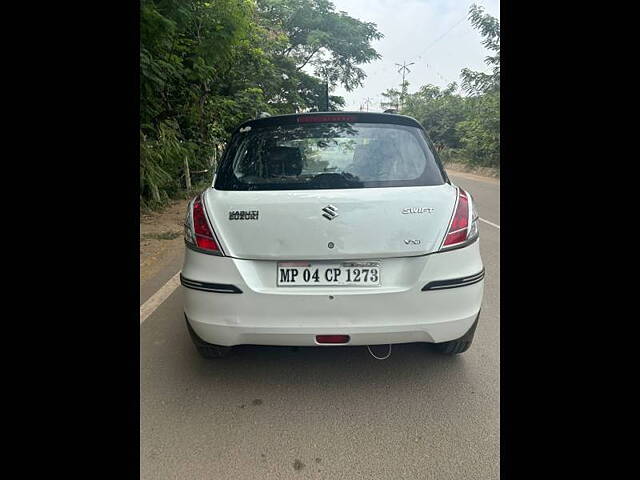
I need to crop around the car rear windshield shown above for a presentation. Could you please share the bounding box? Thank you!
[214,121,446,190]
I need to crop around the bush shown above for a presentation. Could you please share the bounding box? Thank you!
[456,92,499,168]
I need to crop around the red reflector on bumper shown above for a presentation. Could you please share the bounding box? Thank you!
[316,335,350,344]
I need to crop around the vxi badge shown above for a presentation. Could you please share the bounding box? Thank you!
[402,207,435,214]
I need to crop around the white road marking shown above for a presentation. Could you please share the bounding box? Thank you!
[480,218,500,229]
[140,271,181,325]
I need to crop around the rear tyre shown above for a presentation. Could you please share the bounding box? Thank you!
[432,313,479,355]
[185,315,232,359]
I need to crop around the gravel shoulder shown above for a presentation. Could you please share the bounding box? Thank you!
[140,199,190,289]
[444,161,499,180]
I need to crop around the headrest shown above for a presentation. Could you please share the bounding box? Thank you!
[265,146,303,176]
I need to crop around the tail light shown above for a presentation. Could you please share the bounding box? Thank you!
[184,194,222,255]
[441,187,479,250]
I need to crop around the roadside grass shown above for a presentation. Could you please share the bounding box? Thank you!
[442,160,499,178]
[438,148,499,178]
[142,231,182,241]
[140,179,210,215]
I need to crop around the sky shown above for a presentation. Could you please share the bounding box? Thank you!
[319,0,500,112]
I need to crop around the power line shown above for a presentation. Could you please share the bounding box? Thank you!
[378,8,470,107]
[425,63,456,85]
[342,7,473,110]
[415,11,469,60]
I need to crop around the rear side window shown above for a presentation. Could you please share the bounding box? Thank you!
[215,122,445,190]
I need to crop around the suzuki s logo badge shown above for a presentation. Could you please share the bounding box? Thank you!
[322,204,338,220]
[402,207,435,214]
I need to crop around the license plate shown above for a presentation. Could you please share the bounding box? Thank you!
[277,261,381,287]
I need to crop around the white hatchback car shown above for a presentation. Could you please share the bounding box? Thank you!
[181,112,484,358]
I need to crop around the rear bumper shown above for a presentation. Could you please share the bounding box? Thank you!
[185,309,481,347]
[182,242,484,347]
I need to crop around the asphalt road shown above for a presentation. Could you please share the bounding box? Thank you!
[140,171,500,479]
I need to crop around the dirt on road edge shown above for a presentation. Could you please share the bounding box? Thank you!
[140,198,190,288]
[444,161,499,179]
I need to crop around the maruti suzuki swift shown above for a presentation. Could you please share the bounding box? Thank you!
[181,112,484,358]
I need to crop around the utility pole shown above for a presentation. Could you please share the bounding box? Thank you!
[395,60,414,110]
[325,80,330,111]
[323,68,330,112]
[362,97,372,111]
[184,156,192,190]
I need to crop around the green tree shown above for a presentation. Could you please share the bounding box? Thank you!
[382,4,500,168]
[140,0,256,206]
[380,87,401,111]
[257,0,383,92]
[460,4,500,95]
[457,4,500,167]
[456,92,499,166]
[140,0,382,208]
[402,83,468,149]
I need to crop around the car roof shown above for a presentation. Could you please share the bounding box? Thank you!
[235,111,424,132]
